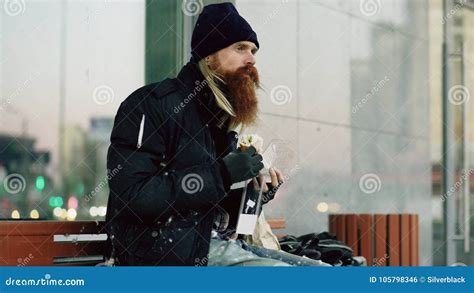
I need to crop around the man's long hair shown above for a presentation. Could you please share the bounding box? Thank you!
[198,59,238,131]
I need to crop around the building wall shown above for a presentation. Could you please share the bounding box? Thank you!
[237,0,432,264]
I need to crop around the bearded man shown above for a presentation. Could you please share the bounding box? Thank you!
[104,3,307,266]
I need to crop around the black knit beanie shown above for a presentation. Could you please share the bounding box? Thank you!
[190,3,259,62]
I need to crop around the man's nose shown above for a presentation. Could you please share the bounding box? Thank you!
[245,52,256,66]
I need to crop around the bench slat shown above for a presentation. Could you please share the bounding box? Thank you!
[53,255,104,265]
[400,214,411,266]
[358,214,373,266]
[0,221,104,236]
[54,234,108,243]
[267,218,286,230]
[388,214,400,266]
[374,214,387,266]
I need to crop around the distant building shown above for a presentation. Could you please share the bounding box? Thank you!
[0,134,50,218]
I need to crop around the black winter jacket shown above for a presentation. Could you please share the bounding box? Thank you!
[104,62,242,266]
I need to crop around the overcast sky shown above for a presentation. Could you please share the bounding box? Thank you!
[1,0,145,168]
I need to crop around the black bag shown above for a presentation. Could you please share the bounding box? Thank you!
[279,232,356,266]
[279,233,322,260]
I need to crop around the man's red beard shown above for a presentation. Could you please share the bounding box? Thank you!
[220,65,260,127]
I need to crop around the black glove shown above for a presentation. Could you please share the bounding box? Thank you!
[261,181,283,205]
[222,146,264,184]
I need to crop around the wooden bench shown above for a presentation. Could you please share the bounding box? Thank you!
[267,218,287,239]
[329,214,419,266]
[0,219,288,266]
[0,221,107,266]
[2,216,418,266]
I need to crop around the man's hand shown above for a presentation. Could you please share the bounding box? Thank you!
[252,167,284,204]
[222,145,264,184]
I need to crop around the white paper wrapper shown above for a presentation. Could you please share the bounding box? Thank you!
[235,134,265,235]
[236,214,258,235]
[238,134,263,153]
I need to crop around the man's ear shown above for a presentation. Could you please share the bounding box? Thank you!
[207,53,224,73]
[206,54,217,69]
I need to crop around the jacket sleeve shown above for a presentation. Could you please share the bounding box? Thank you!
[107,95,231,223]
